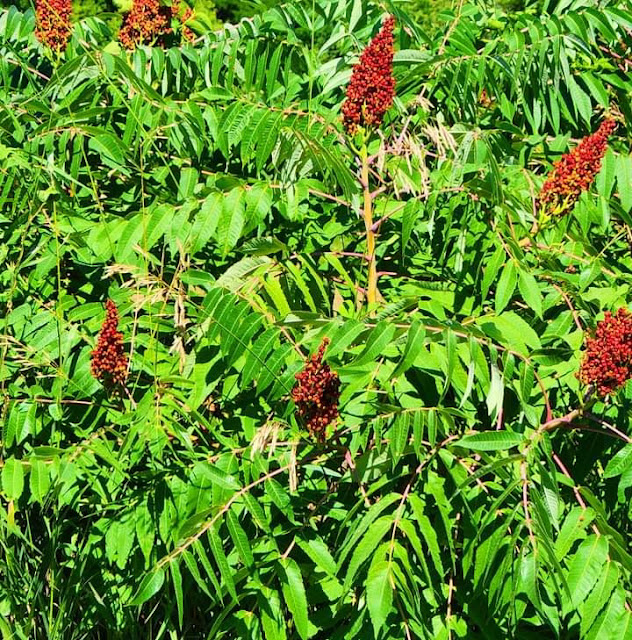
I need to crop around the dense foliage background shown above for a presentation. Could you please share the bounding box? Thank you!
[3,0,632,638]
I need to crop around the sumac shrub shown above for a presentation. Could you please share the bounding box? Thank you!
[2,0,632,638]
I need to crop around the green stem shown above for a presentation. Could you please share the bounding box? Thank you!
[359,143,378,309]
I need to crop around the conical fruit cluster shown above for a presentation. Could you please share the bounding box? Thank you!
[118,0,174,49]
[292,338,341,441]
[35,0,72,51]
[578,307,632,396]
[342,16,396,135]
[91,300,129,389]
[538,118,616,217]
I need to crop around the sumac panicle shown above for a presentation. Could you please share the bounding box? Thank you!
[35,0,72,51]
[342,16,396,134]
[118,0,173,49]
[578,307,632,396]
[538,117,616,217]
[91,300,129,389]
[292,338,341,441]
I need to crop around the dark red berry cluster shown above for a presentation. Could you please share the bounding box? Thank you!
[118,0,194,49]
[35,0,72,51]
[538,118,616,216]
[578,307,632,396]
[291,338,341,441]
[91,300,129,389]
[341,16,396,135]
[118,0,172,49]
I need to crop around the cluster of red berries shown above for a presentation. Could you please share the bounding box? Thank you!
[578,307,632,396]
[291,338,341,442]
[119,0,173,49]
[538,117,616,216]
[35,0,73,51]
[91,300,129,389]
[119,0,193,49]
[342,16,396,135]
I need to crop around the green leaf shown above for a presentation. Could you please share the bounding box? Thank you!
[482,245,505,299]
[296,537,336,576]
[88,132,125,169]
[135,501,155,566]
[178,167,199,200]
[343,516,392,589]
[479,312,541,355]
[216,187,245,257]
[401,200,419,260]
[567,76,591,125]
[494,261,517,313]
[226,508,254,568]
[390,413,410,466]
[408,494,444,575]
[280,558,309,640]
[604,443,632,479]
[128,569,165,606]
[337,494,400,568]
[456,431,524,451]
[567,535,609,608]
[585,585,627,640]
[616,154,632,212]
[258,586,287,640]
[2,458,24,501]
[580,561,619,636]
[170,561,184,630]
[366,559,393,638]
[350,322,396,368]
[208,525,238,602]
[518,271,543,319]
[202,463,241,491]
[392,319,425,377]
[29,458,50,503]
[555,507,595,561]
[240,236,288,256]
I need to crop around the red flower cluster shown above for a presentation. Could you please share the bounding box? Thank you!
[538,118,616,216]
[118,0,194,49]
[35,0,72,51]
[342,16,396,135]
[118,0,173,49]
[578,308,632,396]
[91,300,129,389]
[292,338,341,441]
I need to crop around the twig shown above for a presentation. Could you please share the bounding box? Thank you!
[370,202,407,233]
[549,282,583,331]
[281,539,296,560]
[359,145,379,308]
[552,451,600,536]
[155,461,297,571]
[552,422,630,442]
[521,459,536,552]
[7,58,50,81]
[394,591,413,640]
[344,448,371,507]
[388,435,459,561]
[585,412,632,443]
[446,573,455,639]
[307,188,353,209]
[539,407,583,433]
[438,0,466,56]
